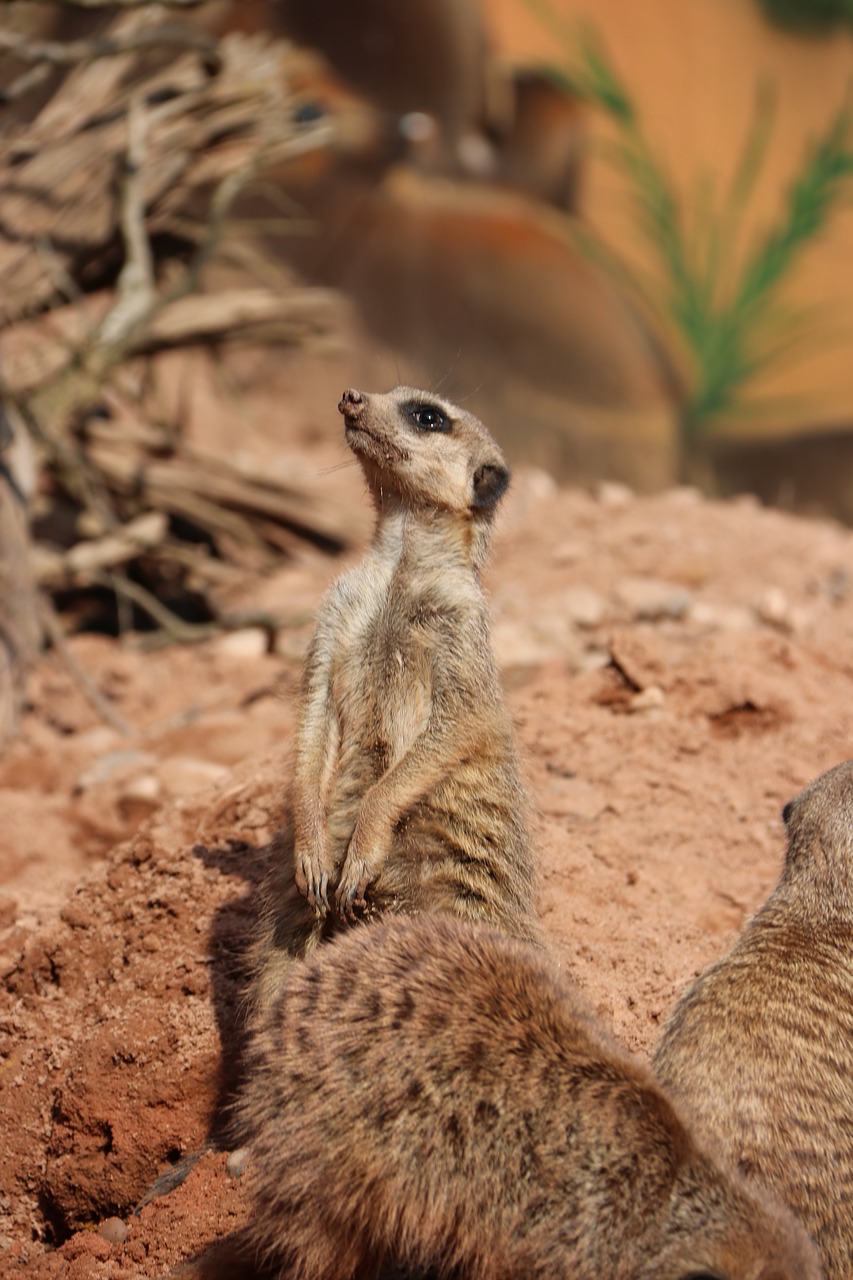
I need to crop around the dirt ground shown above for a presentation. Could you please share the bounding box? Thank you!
[1,344,852,1277]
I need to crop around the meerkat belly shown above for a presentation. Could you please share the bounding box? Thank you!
[375,645,432,763]
[324,631,433,860]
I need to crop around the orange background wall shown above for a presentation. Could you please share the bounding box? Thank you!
[486,0,853,435]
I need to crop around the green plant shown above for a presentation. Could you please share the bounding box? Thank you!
[759,0,853,35]
[524,2,853,440]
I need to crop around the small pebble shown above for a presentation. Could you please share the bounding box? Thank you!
[493,621,560,670]
[75,750,156,793]
[665,486,703,505]
[214,627,270,659]
[755,586,790,628]
[227,1146,250,1179]
[544,777,607,821]
[156,757,230,798]
[98,1217,128,1246]
[628,685,665,713]
[122,773,162,802]
[60,902,97,931]
[615,577,693,621]
[596,480,633,508]
[688,601,754,632]
[552,539,584,566]
[564,587,607,629]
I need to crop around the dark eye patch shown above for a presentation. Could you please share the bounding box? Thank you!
[405,402,451,433]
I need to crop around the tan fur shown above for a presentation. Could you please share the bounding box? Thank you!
[237,914,820,1280]
[654,759,853,1280]
[250,387,541,1014]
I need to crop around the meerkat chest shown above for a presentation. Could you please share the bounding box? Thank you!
[325,566,444,756]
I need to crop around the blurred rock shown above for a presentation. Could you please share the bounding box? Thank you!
[688,602,755,632]
[614,577,693,621]
[564,587,608,629]
[596,481,634,508]
[75,751,157,793]
[754,586,790,629]
[212,628,270,660]
[155,758,231,798]
[628,685,666,713]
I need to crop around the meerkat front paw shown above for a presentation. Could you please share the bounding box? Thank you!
[295,835,335,918]
[335,820,388,922]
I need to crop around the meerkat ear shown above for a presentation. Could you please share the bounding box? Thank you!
[471,461,510,511]
[782,799,796,827]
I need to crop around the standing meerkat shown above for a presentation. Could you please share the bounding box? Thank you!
[237,914,821,1280]
[654,758,853,1280]
[249,386,542,1013]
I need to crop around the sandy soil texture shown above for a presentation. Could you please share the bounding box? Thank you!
[2,397,852,1276]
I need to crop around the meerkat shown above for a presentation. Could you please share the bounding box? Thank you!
[236,913,820,1280]
[249,386,542,1014]
[654,758,853,1280]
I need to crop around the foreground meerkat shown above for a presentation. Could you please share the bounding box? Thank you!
[249,386,541,1012]
[237,914,820,1280]
[654,759,853,1280]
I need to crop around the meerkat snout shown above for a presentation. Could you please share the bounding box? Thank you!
[338,387,365,414]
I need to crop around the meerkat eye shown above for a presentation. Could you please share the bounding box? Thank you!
[407,403,451,433]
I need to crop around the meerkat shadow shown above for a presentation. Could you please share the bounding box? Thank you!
[192,815,335,1143]
[171,1227,447,1280]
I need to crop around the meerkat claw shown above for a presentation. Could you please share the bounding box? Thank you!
[335,858,373,921]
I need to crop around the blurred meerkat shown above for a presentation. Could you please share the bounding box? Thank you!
[654,758,853,1280]
[249,386,542,1014]
[237,914,820,1280]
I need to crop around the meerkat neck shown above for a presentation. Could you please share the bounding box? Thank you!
[371,504,490,574]
[772,867,853,928]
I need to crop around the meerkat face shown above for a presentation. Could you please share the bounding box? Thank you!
[338,386,510,516]
[779,758,853,915]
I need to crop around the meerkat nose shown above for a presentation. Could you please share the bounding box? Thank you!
[339,389,365,416]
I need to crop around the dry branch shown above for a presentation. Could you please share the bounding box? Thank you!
[8,0,206,8]
[0,23,218,67]
[0,17,334,327]
[0,6,359,650]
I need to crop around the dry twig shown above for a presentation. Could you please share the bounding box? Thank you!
[1,9,353,648]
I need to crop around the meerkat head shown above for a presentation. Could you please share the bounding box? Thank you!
[338,386,510,520]
[779,758,853,921]
[653,1141,823,1280]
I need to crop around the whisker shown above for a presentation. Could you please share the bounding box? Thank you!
[317,458,360,476]
[434,353,462,393]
